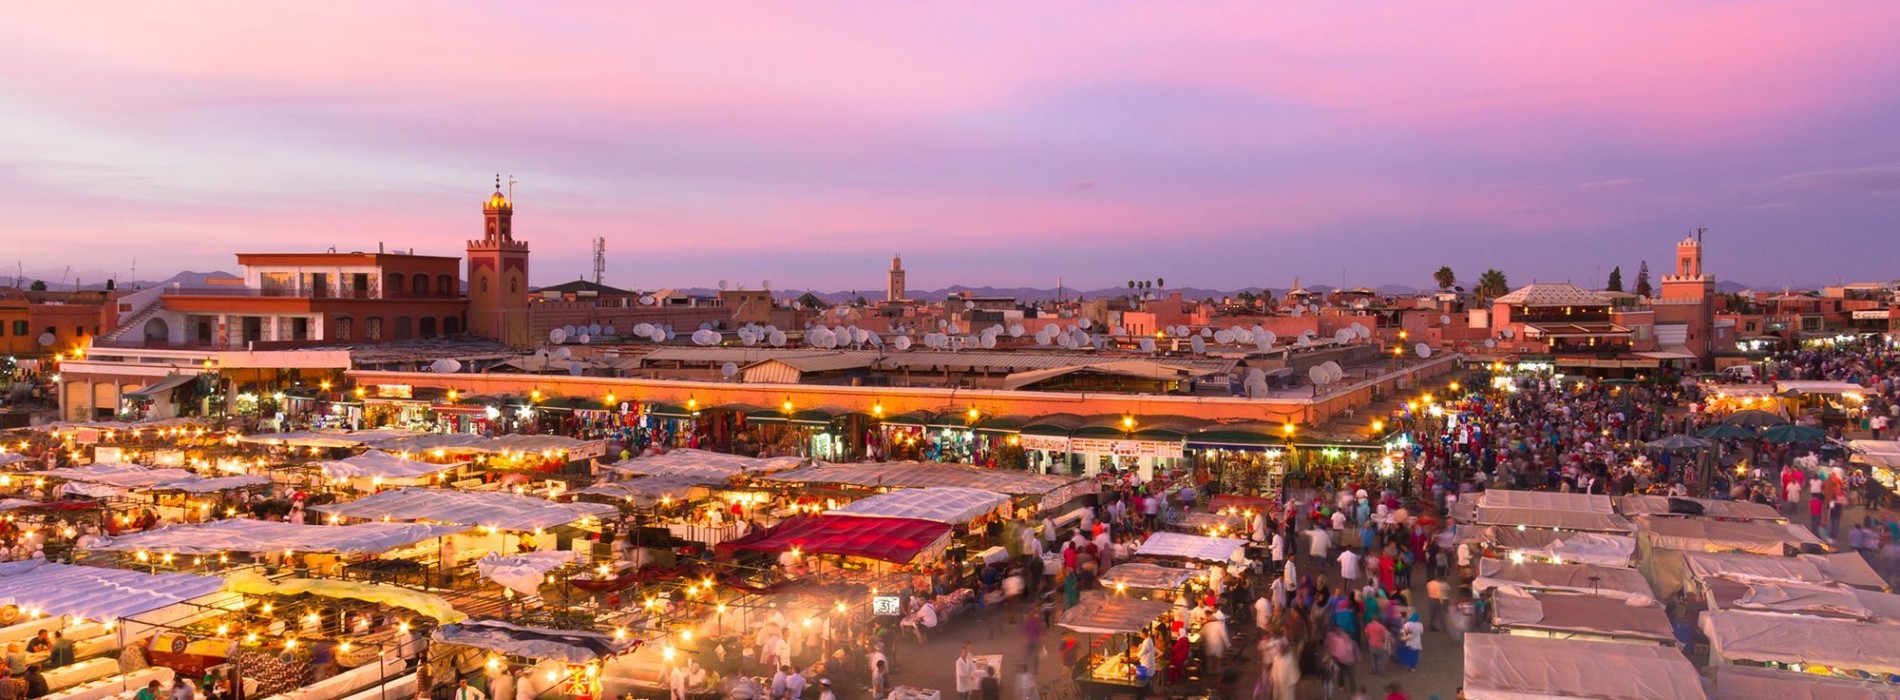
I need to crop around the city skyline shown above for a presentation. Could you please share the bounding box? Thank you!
[5,3,1900,291]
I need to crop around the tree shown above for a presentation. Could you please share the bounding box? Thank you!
[28,280,45,292]
[1605,266,1623,292]
[1634,261,1653,298]
[1432,266,1456,291]
[1476,269,1510,300]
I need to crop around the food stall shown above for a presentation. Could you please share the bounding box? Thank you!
[1487,587,1676,644]
[1701,610,1900,684]
[1712,664,1896,700]
[1055,595,1173,699]
[1473,559,1657,601]
[1462,634,1706,700]
[1098,564,1200,602]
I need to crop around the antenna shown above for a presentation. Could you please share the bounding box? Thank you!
[592,236,606,285]
[508,175,517,202]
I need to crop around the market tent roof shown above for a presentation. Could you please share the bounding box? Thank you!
[720,514,953,565]
[475,434,586,453]
[1462,633,1705,700]
[362,433,490,453]
[123,373,197,400]
[224,571,463,623]
[0,452,28,467]
[1702,610,1900,676]
[1490,588,1675,642]
[1808,552,1890,591]
[1617,495,1785,522]
[1680,551,1832,588]
[761,461,1094,504]
[880,410,935,427]
[432,620,635,664]
[1705,578,1900,624]
[28,463,197,487]
[570,477,705,504]
[1471,507,1633,533]
[1712,664,1896,700]
[0,559,225,622]
[603,448,802,483]
[1849,439,1900,471]
[1056,595,1173,635]
[1479,528,1637,567]
[1187,422,1288,448]
[312,487,617,531]
[1638,515,1825,555]
[237,430,369,448]
[1478,489,1615,513]
[1774,380,1867,395]
[1475,559,1656,600]
[1019,414,1086,436]
[318,450,464,480]
[149,475,272,493]
[827,487,1009,525]
[1135,532,1246,563]
[85,519,470,555]
[1100,563,1198,592]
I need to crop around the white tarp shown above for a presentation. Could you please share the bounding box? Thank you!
[1702,609,1900,676]
[150,475,272,493]
[1718,580,1900,624]
[0,559,225,621]
[84,519,470,555]
[1475,559,1656,600]
[318,450,463,480]
[1135,532,1246,563]
[472,434,586,454]
[1489,588,1675,642]
[431,620,635,663]
[763,460,1088,498]
[1463,633,1706,700]
[828,487,1009,524]
[1774,380,1866,395]
[312,487,617,531]
[1712,664,1895,700]
[1483,528,1637,567]
[29,463,196,487]
[570,477,705,505]
[0,452,29,467]
[476,551,582,597]
[238,431,370,448]
[1479,489,1616,514]
[604,448,802,483]
[1639,516,1824,555]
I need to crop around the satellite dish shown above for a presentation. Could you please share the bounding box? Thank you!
[567,364,584,376]
[37,333,55,347]
[1439,314,1451,325]
[1214,329,1235,344]
[588,324,602,335]
[562,325,578,337]
[1190,336,1207,354]
[1138,338,1156,353]
[639,295,655,306]
[868,332,883,347]
[1321,361,1343,383]
[633,323,654,337]
[1501,328,1516,339]
[1298,335,1312,348]
[964,300,975,310]
[1415,343,1432,358]
[1079,318,1093,330]
[768,330,787,347]
[1259,330,1277,348]
[1008,324,1025,337]
[665,326,678,341]
[981,334,996,349]
[1485,339,1496,348]
[692,329,717,346]
[1354,324,1372,339]
[698,322,713,331]
[1334,328,1354,344]
[1199,327,1214,338]
[722,362,739,378]
[553,347,572,360]
[741,331,758,346]
[1291,306,1304,317]
[576,334,591,345]
[602,325,616,336]
[761,280,771,291]
[1309,365,1329,385]
[548,328,567,345]
[1233,328,1252,344]
[893,336,912,351]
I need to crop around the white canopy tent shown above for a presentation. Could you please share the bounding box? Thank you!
[1462,633,1706,700]
[29,463,196,487]
[1479,527,1637,567]
[1712,664,1895,700]
[1489,587,1676,643]
[1702,609,1900,677]
[569,477,706,505]
[1475,559,1656,601]
[317,450,464,482]
[1134,532,1246,563]
[312,487,616,531]
[84,519,470,555]
[762,460,1096,510]
[603,448,801,483]
[0,559,226,623]
[0,452,29,467]
[147,475,272,494]
[827,487,1009,524]
[1774,380,1867,396]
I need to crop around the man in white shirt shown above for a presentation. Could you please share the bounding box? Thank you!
[453,679,486,700]
[783,668,807,700]
[1337,548,1362,585]
[1269,531,1285,567]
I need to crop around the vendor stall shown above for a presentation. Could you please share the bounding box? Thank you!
[1488,587,1676,643]
[312,487,616,531]
[1462,633,1706,700]
[1055,595,1174,698]
[1476,527,1637,568]
[316,450,464,488]
[1132,532,1245,564]
[825,487,1009,525]
[1473,559,1656,601]
[1702,609,1900,682]
[1099,563,1199,602]
[1712,664,1896,700]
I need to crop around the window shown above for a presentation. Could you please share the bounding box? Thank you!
[412,273,431,297]
[385,274,405,298]
[393,316,413,340]
[444,316,460,335]
[366,317,383,341]
[438,274,455,297]
[480,277,489,293]
[333,317,354,341]
[419,317,437,337]
[509,278,518,294]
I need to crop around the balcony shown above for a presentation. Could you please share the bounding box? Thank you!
[162,286,383,300]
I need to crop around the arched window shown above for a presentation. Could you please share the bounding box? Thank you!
[509,278,518,294]
[480,277,489,293]
[419,317,438,337]
[385,274,405,298]
[365,317,383,341]
[438,274,456,297]
[444,316,460,335]
[393,317,413,340]
[333,317,354,341]
[412,273,431,297]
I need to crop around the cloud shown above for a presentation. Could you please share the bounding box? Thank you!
[1577,177,1645,190]
[1776,163,1900,192]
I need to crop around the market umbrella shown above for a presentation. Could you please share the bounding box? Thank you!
[1695,424,1755,441]
[1722,410,1788,429]
[1646,435,1712,451]
[1759,424,1825,444]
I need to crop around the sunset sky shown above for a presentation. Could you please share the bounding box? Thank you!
[4,3,1898,293]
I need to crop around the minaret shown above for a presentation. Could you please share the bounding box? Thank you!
[887,253,906,302]
[467,176,531,347]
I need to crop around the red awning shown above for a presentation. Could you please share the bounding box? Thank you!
[721,514,953,565]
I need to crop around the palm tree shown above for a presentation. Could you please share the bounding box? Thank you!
[1476,269,1510,300]
[1432,266,1456,291]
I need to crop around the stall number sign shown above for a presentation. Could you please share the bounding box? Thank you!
[872,595,902,616]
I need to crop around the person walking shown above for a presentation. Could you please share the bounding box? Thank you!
[954,645,978,700]
[1395,613,1424,672]
[1426,579,1450,632]
[1365,618,1392,675]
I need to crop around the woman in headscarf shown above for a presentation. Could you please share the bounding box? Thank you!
[1330,597,1358,642]
[1062,569,1080,609]
[1166,632,1192,684]
[1395,612,1424,672]
[1378,549,1398,595]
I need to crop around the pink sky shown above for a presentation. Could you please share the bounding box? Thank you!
[3,2,1898,292]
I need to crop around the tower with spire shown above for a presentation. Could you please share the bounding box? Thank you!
[467,175,532,347]
[887,253,906,302]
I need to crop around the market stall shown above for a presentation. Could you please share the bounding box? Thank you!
[316,450,465,489]
[1701,609,1900,681]
[1711,664,1896,700]
[1473,559,1657,601]
[1132,532,1246,565]
[1617,495,1785,522]
[1487,587,1676,643]
[1466,489,1634,533]
[825,487,1009,525]
[1055,595,1174,698]
[1099,563,1200,602]
[1475,527,1638,568]
[312,487,616,531]
[1461,633,1706,700]
[758,460,1096,513]
[1639,516,1830,597]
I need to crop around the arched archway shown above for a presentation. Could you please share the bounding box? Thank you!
[142,317,170,343]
